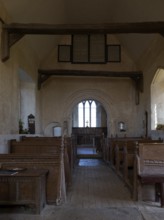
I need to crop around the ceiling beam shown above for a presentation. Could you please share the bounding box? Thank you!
[3,22,164,34]
[38,69,143,104]
[2,21,164,61]
[38,69,143,78]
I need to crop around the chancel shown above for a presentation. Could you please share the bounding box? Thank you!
[0,0,164,219]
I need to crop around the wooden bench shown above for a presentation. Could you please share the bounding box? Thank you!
[0,169,48,214]
[15,136,74,170]
[71,135,78,168]
[109,136,143,168]
[113,137,153,174]
[133,143,164,207]
[113,139,162,186]
[10,137,72,188]
[0,153,65,205]
[102,137,108,162]
[113,138,145,172]
[64,137,73,185]
[10,137,62,154]
[123,139,163,189]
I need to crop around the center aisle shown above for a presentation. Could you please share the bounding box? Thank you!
[42,159,144,220]
[53,159,164,220]
[68,159,135,208]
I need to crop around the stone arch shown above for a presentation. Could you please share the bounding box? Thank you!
[44,121,61,136]
[62,88,119,136]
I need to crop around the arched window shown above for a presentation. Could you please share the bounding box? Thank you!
[78,100,97,127]
[72,99,107,128]
[151,68,164,130]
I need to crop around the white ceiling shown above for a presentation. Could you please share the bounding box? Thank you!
[0,0,164,65]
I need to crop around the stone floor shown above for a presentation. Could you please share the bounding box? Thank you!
[0,158,164,220]
[77,146,97,155]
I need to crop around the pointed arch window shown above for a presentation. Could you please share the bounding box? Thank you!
[78,100,96,127]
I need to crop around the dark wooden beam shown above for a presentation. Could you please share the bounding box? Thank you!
[38,72,50,90]
[38,69,143,104]
[38,69,143,78]
[9,33,24,47]
[2,21,164,61]
[3,22,164,35]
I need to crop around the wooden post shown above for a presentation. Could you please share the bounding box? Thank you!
[56,136,67,205]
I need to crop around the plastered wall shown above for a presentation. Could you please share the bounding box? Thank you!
[40,35,143,137]
[41,76,144,137]
[0,3,41,152]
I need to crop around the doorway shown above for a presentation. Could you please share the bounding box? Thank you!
[72,99,107,158]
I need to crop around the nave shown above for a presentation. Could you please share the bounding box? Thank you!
[1,158,164,220]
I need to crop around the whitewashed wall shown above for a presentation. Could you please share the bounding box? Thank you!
[0,2,41,152]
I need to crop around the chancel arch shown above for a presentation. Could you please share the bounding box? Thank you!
[62,88,119,137]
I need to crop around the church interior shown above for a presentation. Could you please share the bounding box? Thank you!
[1,0,164,219]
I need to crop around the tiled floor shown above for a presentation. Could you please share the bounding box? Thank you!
[1,158,164,220]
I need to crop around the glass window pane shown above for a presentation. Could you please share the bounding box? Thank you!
[85,101,90,127]
[78,102,83,127]
[91,101,96,127]
[78,100,97,127]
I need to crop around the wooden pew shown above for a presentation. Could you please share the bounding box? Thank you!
[63,137,73,186]
[111,137,143,172]
[114,137,153,176]
[10,137,72,188]
[22,135,74,161]
[71,134,78,167]
[10,137,62,154]
[109,136,142,168]
[133,143,164,207]
[0,153,65,205]
[20,136,75,174]
[1,136,74,205]
[123,139,163,189]
[102,136,124,165]
[102,137,108,162]
[114,140,126,173]
[122,141,138,187]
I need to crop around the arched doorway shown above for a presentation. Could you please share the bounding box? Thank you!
[72,99,107,158]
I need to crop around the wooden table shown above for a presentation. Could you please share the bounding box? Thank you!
[0,169,48,214]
